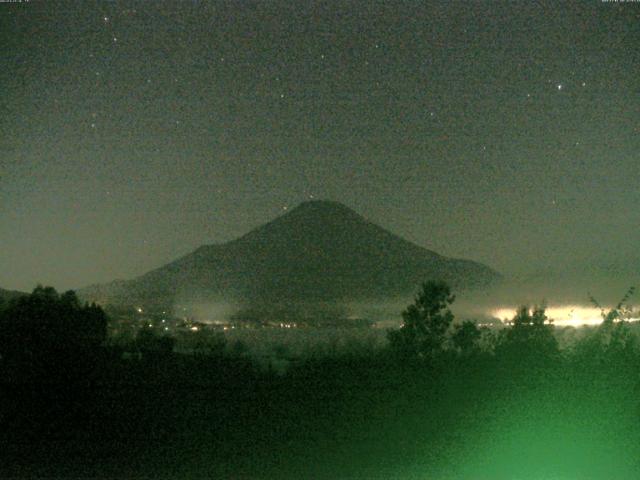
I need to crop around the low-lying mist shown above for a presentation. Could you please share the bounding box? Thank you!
[172,270,638,328]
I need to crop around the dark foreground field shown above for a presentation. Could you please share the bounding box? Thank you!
[2,350,640,480]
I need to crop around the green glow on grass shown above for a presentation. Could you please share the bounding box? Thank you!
[401,378,640,480]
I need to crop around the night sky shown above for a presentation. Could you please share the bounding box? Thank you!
[1,1,638,292]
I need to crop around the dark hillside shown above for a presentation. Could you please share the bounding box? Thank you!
[80,201,500,308]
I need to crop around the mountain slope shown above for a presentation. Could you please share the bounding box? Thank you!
[80,201,501,307]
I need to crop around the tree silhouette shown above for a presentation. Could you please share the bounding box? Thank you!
[588,286,635,323]
[496,306,559,366]
[577,287,638,365]
[0,285,107,378]
[388,280,455,359]
[451,320,482,355]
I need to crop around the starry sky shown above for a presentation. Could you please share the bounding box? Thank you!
[1,0,638,292]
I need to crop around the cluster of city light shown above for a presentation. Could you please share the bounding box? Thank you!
[490,305,638,327]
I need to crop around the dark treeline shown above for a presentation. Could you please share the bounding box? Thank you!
[1,282,640,479]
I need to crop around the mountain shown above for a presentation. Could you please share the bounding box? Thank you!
[79,201,501,308]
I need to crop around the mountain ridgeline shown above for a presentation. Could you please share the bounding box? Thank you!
[80,201,501,308]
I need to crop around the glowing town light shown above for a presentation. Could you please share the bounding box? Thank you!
[490,305,637,327]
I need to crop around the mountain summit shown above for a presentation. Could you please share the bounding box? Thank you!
[80,201,500,307]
